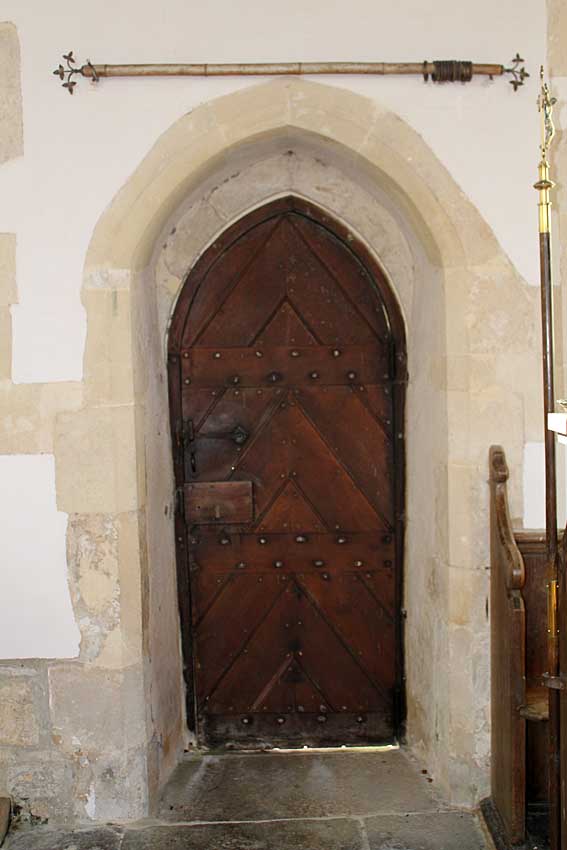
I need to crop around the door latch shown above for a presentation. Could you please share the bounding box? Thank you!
[202,424,250,446]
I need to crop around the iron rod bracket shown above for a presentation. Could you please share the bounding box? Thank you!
[52,51,529,95]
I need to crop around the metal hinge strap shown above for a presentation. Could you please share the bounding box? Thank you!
[544,673,567,691]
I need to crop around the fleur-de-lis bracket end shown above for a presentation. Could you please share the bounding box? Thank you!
[538,66,557,159]
[503,53,530,91]
[52,51,98,94]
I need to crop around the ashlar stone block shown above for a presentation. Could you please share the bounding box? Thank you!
[54,404,140,514]
[48,664,146,756]
[0,233,17,306]
[0,24,23,165]
[0,680,40,747]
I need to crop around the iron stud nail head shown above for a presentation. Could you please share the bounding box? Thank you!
[219,537,231,545]
[354,560,363,567]
[337,536,347,544]
[290,350,301,357]
[241,717,251,725]
[356,715,365,723]
[347,371,357,380]
[332,349,341,357]
[268,371,283,382]
[313,560,325,567]
[295,535,308,543]
[255,350,264,358]
[322,572,330,580]
[213,352,221,359]
[309,371,320,379]
[236,561,247,569]
[258,537,268,545]
[277,716,286,724]
[183,352,189,359]
[317,715,327,723]
[231,375,240,385]
[184,378,191,385]
[274,560,284,568]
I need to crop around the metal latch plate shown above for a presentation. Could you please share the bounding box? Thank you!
[184,481,253,524]
[543,673,567,691]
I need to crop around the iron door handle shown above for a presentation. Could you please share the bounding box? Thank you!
[201,424,250,446]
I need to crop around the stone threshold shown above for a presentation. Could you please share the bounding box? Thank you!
[5,810,490,850]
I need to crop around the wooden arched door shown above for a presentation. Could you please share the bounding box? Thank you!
[168,197,406,746]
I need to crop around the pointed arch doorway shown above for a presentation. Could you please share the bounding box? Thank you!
[168,196,406,747]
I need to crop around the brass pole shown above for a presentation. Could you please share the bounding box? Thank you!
[53,52,529,94]
[535,66,560,850]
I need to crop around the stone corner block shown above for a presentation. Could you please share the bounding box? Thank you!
[54,405,141,514]
[0,234,17,306]
[48,664,147,756]
[0,23,23,165]
[0,679,40,748]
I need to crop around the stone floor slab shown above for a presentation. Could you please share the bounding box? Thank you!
[3,750,491,850]
[4,826,123,850]
[160,748,442,822]
[364,811,488,850]
[122,819,363,850]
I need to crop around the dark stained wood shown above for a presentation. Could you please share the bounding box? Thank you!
[488,447,554,848]
[184,481,253,524]
[168,196,406,747]
[182,345,389,387]
[489,445,527,845]
[514,533,551,813]
[560,530,567,850]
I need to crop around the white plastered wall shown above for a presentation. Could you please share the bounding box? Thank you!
[0,0,549,661]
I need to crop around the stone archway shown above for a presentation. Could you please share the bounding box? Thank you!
[54,78,539,819]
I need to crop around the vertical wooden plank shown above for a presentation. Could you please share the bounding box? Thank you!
[489,447,527,844]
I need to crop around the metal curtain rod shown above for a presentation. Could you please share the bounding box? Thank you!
[53,51,529,94]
